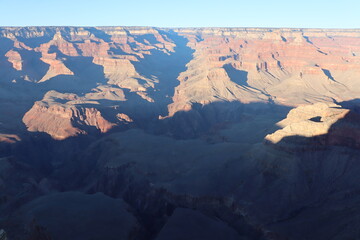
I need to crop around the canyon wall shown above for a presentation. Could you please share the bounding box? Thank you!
[0,27,360,139]
[1,27,360,240]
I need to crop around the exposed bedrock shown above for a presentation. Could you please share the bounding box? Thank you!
[1,27,360,239]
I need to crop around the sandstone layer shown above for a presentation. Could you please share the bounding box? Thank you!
[0,27,360,139]
[22,91,130,140]
[1,27,360,240]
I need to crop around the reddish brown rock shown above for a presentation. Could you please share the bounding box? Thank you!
[0,134,21,143]
[39,52,74,82]
[36,31,79,57]
[169,28,360,113]
[5,50,22,71]
[116,113,133,123]
[92,57,151,92]
[22,91,116,140]
[1,27,360,138]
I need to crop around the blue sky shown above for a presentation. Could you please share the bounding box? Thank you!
[0,0,359,28]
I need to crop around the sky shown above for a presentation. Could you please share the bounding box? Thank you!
[0,0,359,28]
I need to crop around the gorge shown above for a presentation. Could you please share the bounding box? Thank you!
[1,26,360,239]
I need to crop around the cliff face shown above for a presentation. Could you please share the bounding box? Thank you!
[264,102,360,152]
[22,91,131,140]
[170,28,360,113]
[3,27,360,240]
[0,27,360,139]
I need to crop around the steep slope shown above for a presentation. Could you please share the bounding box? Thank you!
[22,90,131,140]
[1,27,360,139]
[2,27,360,240]
[171,28,360,113]
[69,102,360,239]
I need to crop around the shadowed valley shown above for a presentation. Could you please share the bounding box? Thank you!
[1,27,360,240]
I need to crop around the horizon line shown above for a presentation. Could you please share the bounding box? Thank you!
[1,25,360,30]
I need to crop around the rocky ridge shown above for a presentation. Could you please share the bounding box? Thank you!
[0,27,360,139]
[265,102,360,151]
[1,27,360,240]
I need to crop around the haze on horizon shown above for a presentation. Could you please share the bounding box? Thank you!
[1,0,359,29]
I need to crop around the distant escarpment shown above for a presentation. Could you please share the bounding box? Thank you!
[0,27,359,139]
[2,27,360,240]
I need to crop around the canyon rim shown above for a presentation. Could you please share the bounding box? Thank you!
[0,26,360,239]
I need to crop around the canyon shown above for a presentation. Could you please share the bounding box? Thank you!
[1,26,360,239]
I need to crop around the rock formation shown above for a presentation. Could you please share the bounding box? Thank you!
[1,27,360,240]
[0,134,20,144]
[22,91,118,140]
[265,102,360,151]
[0,27,359,139]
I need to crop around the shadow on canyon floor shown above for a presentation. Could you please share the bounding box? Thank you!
[17,31,55,49]
[0,46,110,132]
[41,47,108,93]
[0,100,290,240]
[260,99,360,239]
[268,99,360,151]
[18,49,49,81]
[3,99,360,240]
[130,30,194,117]
[223,63,249,87]
[14,100,291,167]
[0,38,18,81]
